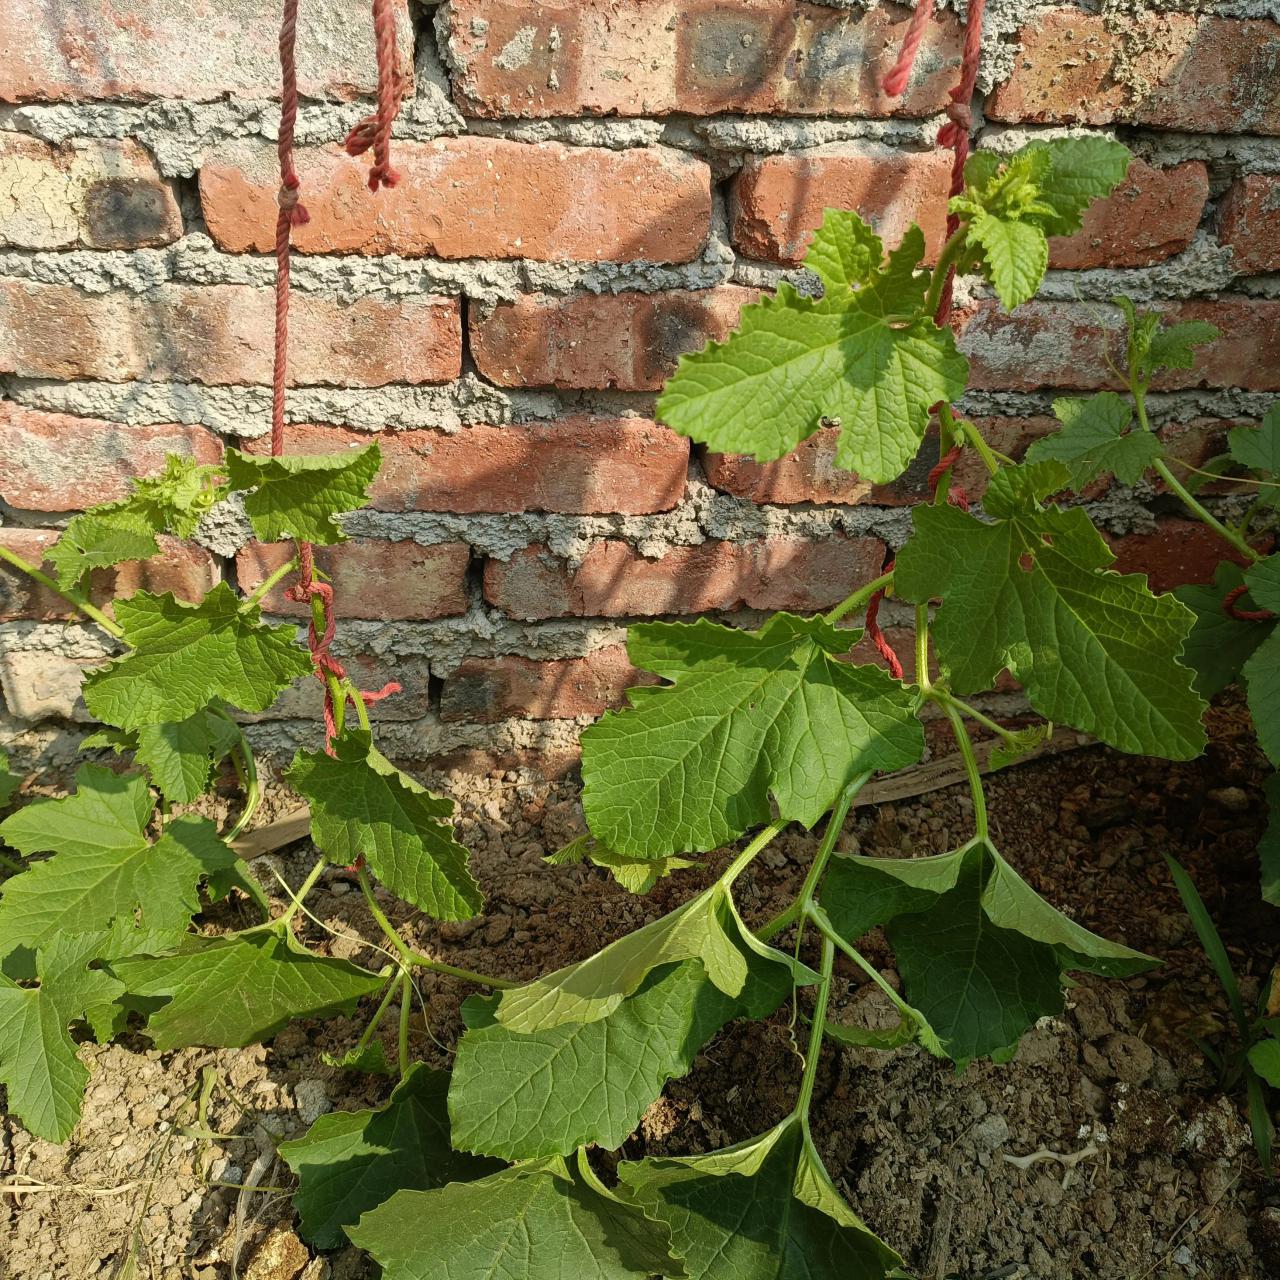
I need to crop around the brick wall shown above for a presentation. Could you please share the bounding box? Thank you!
[1,0,1277,774]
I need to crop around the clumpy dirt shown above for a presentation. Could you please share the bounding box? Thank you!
[3,698,1279,1280]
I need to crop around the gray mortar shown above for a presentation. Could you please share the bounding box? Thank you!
[194,492,254,558]
[2,375,513,434]
[0,623,116,661]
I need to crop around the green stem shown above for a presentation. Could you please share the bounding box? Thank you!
[278,856,328,927]
[344,677,371,732]
[719,819,787,888]
[355,974,401,1052]
[942,701,988,841]
[823,570,894,626]
[794,936,835,1126]
[914,604,931,697]
[241,556,299,610]
[1132,381,1260,563]
[398,970,412,1076]
[960,420,1001,478]
[808,903,919,1026]
[922,229,969,323]
[933,689,1022,745]
[222,722,262,845]
[0,542,125,639]
[357,868,517,988]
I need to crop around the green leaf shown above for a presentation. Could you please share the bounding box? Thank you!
[1262,773,1280,908]
[0,767,236,955]
[657,212,968,483]
[894,461,1207,758]
[1250,1037,1280,1087]
[1228,404,1280,478]
[492,884,816,1034]
[544,835,701,895]
[1025,393,1162,489]
[1173,563,1275,699]
[618,1117,898,1280]
[280,1064,500,1249]
[348,1156,681,1280]
[120,455,229,539]
[1116,295,1220,382]
[0,752,18,810]
[581,614,924,857]
[320,1041,394,1076]
[968,211,1048,309]
[450,942,791,1160]
[225,444,381,545]
[988,722,1054,770]
[82,583,313,730]
[112,929,383,1050]
[1024,137,1131,237]
[1243,557,1280,766]
[804,209,882,293]
[288,729,481,922]
[47,508,160,588]
[135,709,242,804]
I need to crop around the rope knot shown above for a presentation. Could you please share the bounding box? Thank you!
[277,180,310,227]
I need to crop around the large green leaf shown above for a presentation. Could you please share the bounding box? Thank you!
[1026,393,1162,489]
[47,508,160,589]
[544,835,701,896]
[1174,563,1275,699]
[112,930,383,1050]
[0,752,17,810]
[894,461,1207,758]
[1250,1037,1280,1087]
[348,1156,680,1280]
[451,940,791,1161]
[280,1064,500,1249]
[491,884,814,1035]
[135,709,242,804]
[581,614,923,857]
[225,444,380,545]
[82,583,313,729]
[1262,773,1280,908]
[0,767,235,955]
[289,730,481,921]
[618,1117,897,1280]
[657,213,967,483]
[968,211,1047,310]
[1228,404,1280,481]
[1243,556,1280,765]
[1022,137,1132,237]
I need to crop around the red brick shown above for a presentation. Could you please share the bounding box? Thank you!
[199,139,711,264]
[1048,159,1208,270]
[1,528,217,621]
[987,10,1280,135]
[1218,175,1280,274]
[1104,518,1265,594]
[440,647,655,723]
[731,146,953,265]
[470,288,757,391]
[0,282,460,386]
[444,0,962,119]
[956,299,1280,392]
[0,404,222,511]
[0,136,181,250]
[249,419,689,516]
[236,540,470,622]
[0,0,413,103]
[704,417,1059,505]
[244,652,433,723]
[483,535,887,621]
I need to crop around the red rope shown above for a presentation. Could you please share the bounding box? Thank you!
[883,1,933,99]
[926,444,971,510]
[865,560,904,681]
[1222,584,1275,624]
[343,0,405,191]
[275,0,400,746]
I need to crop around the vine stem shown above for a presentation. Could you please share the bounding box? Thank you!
[356,868,517,988]
[355,973,401,1054]
[0,543,125,639]
[794,936,835,1127]
[1132,380,1260,563]
[719,819,788,887]
[941,700,989,841]
[397,970,412,1076]
[241,556,300,610]
[922,229,969,323]
[278,856,329,927]
[823,570,894,626]
[960,419,1001,477]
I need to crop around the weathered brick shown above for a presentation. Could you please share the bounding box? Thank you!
[1218,174,1280,274]
[956,299,1280,392]
[0,651,91,722]
[444,0,962,119]
[731,146,953,265]
[484,536,887,621]
[0,136,181,250]
[0,404,222,511]
[704,417,1059,505]
[200,139,711,263]
[251,419,689,515]
[1048,159,1208,269]
[0,282,460,386]
[469,288,757,391]
[236,540,470,621]
[987,10,1280,135]
[440,647,653,722]
[1105,518,1264,594]
[0,0,412,103]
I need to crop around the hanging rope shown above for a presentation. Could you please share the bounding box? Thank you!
[864,562,904,682]
[343,0,406,191]
[275,0,399,747]
[1222,584,1275,623]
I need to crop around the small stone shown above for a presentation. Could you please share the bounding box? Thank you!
[971,1114,1010,1150]
[1207,786,1249,813]
[1102,1032,1155,1084]
[294,1079,330,1125]
[245,1226,311,1280]
[329,880,350,896]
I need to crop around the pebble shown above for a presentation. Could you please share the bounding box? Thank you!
[294,1079,330,1124]
[1207,786,1250,813]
